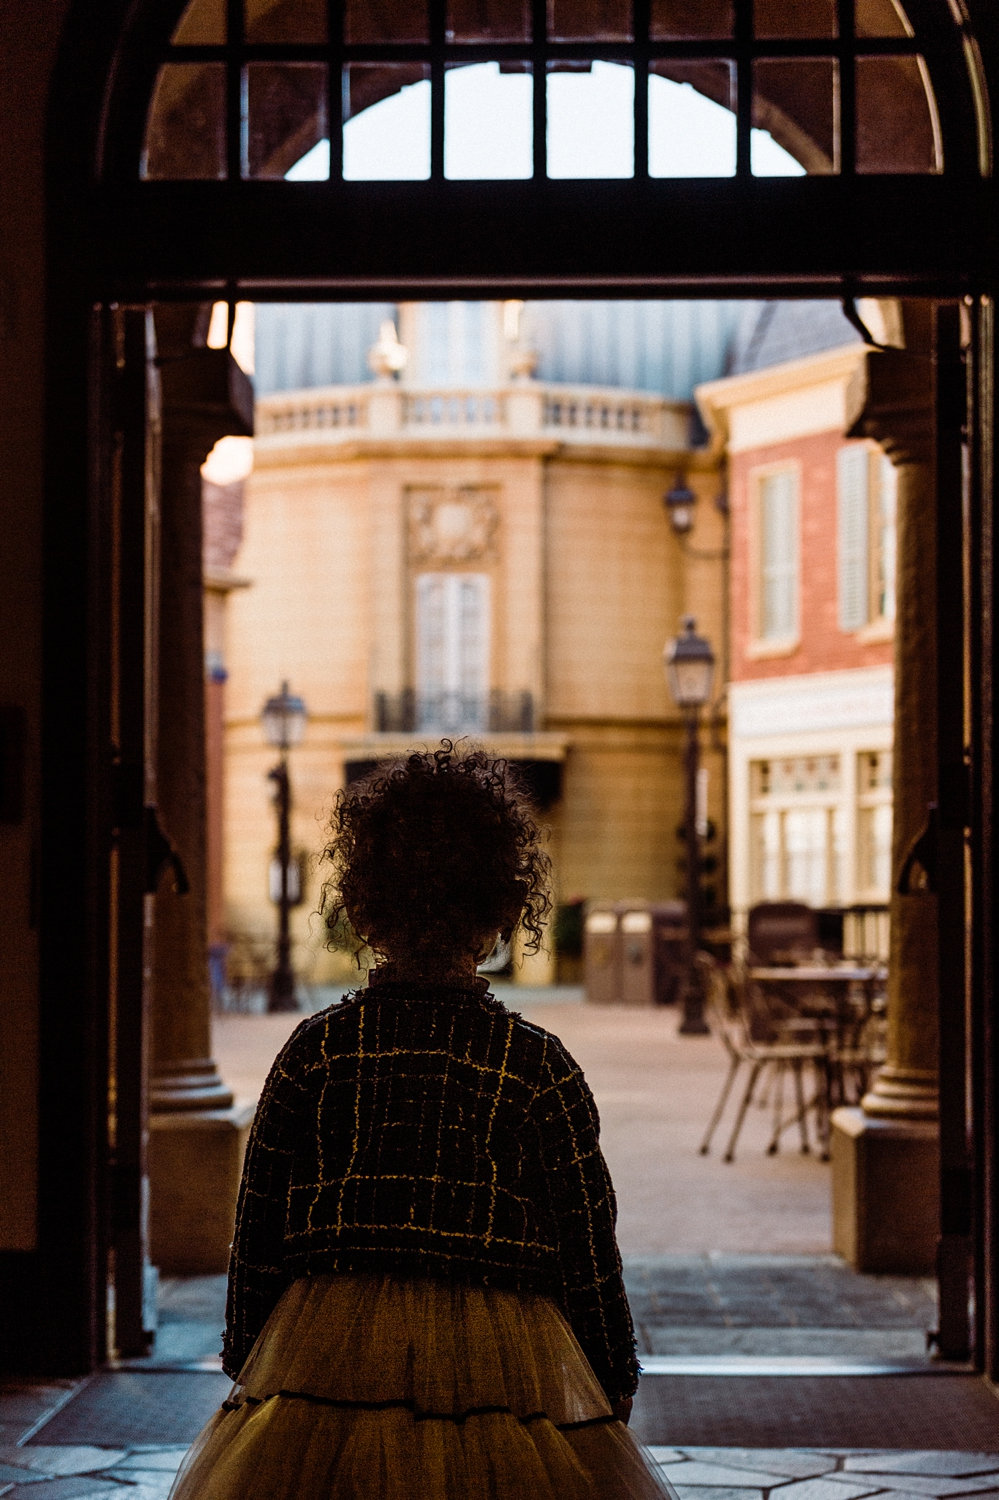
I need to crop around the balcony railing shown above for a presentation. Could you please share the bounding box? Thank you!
[256,382,691,452]
[373,689,536,735]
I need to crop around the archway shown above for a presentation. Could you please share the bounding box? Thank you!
[37,0,996,1378]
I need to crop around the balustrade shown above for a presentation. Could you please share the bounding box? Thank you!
[373,689,536,735]
[255,382,686,449]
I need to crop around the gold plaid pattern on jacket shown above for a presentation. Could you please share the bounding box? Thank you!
[223,981,640,1402]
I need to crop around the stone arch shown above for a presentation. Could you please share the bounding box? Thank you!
[32,0,997,1379]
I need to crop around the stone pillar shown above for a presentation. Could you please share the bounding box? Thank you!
[831,327,941,1272]
[148,341,256,1273]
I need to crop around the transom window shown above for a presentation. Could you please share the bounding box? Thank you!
[750,749,891,907]
[750,754,844,906]
[142,0,942,182]
[856,747,892,897]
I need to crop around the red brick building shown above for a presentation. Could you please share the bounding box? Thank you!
[698,304,896,946]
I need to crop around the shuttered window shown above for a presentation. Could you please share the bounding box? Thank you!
[838,445,870,630]
[414,572,490,732]
[874,453,898,623]
[757,467,798,642]
[838,444,897,631]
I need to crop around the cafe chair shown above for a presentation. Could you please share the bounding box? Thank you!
[825,984,888,1105]
[746,900,819,964]
[699,957,830,1163]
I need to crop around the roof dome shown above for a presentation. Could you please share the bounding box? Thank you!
[253,298,747,404]
[252,297,864,405]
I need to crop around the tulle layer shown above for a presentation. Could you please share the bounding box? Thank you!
[169,1272,675,1500]
[236,1270,611,1426]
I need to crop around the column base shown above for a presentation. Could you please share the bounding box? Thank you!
[150,1058,235,1112]
[149,1101,256,1274]
[830,1106,939,1274]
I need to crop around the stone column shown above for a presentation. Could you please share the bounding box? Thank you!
[831,325,941,1272]
[148,341,257,1273]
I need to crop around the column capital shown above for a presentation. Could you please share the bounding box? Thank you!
[160,347,254,467]
[845,347,934,468]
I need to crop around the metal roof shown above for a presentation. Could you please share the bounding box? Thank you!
[252,297,862,404]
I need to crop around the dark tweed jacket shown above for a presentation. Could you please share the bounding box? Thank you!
[223,975,640,1401]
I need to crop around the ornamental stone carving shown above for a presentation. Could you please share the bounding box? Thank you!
[408,487,500,565]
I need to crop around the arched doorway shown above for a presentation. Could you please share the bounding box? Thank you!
[38,0,996,1376]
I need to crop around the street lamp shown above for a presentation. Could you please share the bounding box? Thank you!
[664,475,697,535]
[664,618,716,1035]
[261,680,307,1013]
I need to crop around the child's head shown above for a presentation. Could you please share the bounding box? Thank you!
[321,741,552,967]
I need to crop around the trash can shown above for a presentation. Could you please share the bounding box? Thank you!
[583,903,620,1005]
[618,902,657,1007]
[651,900,688,1007]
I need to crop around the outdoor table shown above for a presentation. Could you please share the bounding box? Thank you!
[746,962,888,1123]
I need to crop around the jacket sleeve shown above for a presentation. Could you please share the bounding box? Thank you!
[222,1021,314,1378]
[530,1040,640,1403]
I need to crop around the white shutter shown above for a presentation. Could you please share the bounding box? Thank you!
[876,453,897,622]
[760,469,798,640]
[838,445,870,631]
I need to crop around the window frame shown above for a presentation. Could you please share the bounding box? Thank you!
[413,568,492,732]
[855,745,894,900]
[129,0,956,186]
[749,752,845,906]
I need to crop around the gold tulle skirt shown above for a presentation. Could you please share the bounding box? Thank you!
[168,1272,675,1499]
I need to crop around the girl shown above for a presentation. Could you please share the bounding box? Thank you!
[170,743,675,1499]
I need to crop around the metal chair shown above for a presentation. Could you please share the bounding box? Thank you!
[699,958,830,1162]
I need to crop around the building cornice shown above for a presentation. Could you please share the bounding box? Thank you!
[695,342,868,454]
[729,664,894,738]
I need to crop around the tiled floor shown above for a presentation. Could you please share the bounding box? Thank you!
[3,1367,999,1498]
[2,1436,999,1500]
[654,1449,999,1500]
[0,1442,186,1499]
[5,1258,994,1495]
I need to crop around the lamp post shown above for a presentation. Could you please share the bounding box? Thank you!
[261,680,307,1013]
[664,618,716,1035]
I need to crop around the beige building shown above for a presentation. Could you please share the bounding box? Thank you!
[216,300,733,983]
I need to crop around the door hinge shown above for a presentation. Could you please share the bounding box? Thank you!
[939,754,971,833]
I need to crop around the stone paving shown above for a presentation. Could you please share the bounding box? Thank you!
[2,989,995,1495]
[2,1260,995,1498]
[214,986,836,1259]
[3,1426,999,1500]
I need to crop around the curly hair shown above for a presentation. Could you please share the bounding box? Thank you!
[321,742,552,965]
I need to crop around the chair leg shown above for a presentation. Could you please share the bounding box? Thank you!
[700,1056,741,1155]
[766,1059,812,1156]
[724,1061,762,1162]
[792,1060,811,1154]
[813,1055,831,1160]
[766,1061,786,1155]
